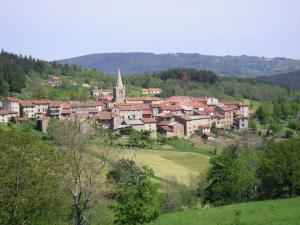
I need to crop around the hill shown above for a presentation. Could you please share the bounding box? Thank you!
[57,52,300,77]
[257,70,300,90]
[151,197,300,225]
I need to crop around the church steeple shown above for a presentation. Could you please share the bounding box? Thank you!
[113,67,125,103]
[116,67,124,89]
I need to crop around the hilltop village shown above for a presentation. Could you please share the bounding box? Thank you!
[0,68,250,139]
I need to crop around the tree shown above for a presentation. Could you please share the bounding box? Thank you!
[107,159,160,225]
[0,129,70,225]
[255,104,272,124]
[258,138,300,199]
[204,146,241,206]
[47,118,114,225]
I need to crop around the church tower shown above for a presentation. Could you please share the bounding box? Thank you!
[113,67,125,103]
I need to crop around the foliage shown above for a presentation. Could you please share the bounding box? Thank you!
[57,52,300,77]
[128,130,154,149]
[47,118,108,225]
[161,178,199,212]
[258,138,300,199]
[204,145,241,206]
[205,146,261,206]
[0,128,70,225]
[107,159,160,225]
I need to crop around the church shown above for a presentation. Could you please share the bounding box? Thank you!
[113,67,126,103]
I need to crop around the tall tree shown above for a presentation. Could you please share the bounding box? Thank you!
[107,159,160,225]
[47,118,114,225]
[0,129,70,225]
[258,138,300,199]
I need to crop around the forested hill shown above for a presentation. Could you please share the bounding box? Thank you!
[257,70,300,90]
[57,52,300,77]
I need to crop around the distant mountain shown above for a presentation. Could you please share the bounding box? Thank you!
[57,52,300,77]
[257,70,300,90]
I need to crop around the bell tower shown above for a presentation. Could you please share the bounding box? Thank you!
[113,67,125,103]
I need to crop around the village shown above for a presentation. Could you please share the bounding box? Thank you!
[0,68,250,139]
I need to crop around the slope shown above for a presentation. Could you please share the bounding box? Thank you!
[151,197,300,225]
[57,52,300,77]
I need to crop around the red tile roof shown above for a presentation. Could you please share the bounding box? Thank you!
[12,117,29,122]
[90,111,112,120]
[33,100,49,105]
[159,104,182,111]
[158,112,176,118]
[19,100,34,107]
[116,104,150,111]
[142,110,152,115]
[127,97,162,101]
[49,101,62,107]
[159,125,173,132]
[0,110,10,115]
[142,118,156,123]
[4,97,19,102]
[192,97,209,102]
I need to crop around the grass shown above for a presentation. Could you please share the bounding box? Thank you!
[167,139,201,153]
[150,197,300,225]
[119,149,210,184]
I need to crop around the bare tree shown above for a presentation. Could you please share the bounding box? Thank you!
[47,117,119,225]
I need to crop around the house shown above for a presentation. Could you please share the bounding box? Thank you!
[92,88,112,98]
[37,117,50,133]
[193,97,219,106]
[19,100,50,118]
[199,124,211,136]
[81,83,91,88]
[238,102,250,117]
[165,96,191,104]
[89,111,113,129]
[47,75,61,87]
[142,118,157,139]
[142,110,153,118]
[122,119,145,132]
[33,100,49,118]
[142,88,162,95]
[11,117,29,124]
[113,104,150,121]
[0,110,10,122]
[213,114,226,128]
[61,102,72,119]
[71,101,105,118]
[48,101,62,118]
[19,100,36,118]
[215,105,234,129]
[235,116,249,131]
[159,104,183,116]
[2,97,20,116]
[177,115,211,137]
[157,121,184,138]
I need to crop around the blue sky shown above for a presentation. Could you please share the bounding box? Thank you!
[1,0,299,60]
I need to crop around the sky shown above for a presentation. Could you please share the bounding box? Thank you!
[1,0,300,61]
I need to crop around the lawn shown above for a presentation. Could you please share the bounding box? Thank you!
[150,197,300,225]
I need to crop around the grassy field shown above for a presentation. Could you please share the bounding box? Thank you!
[151,197,300,225]
[92,136,239,184]
[119,149,210,184]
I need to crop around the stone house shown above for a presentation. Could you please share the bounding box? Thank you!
[141,88,162,95]
[20,100,36,118]
[2,97,20,116]
[177,115,211,137]
[215,105,234,129]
